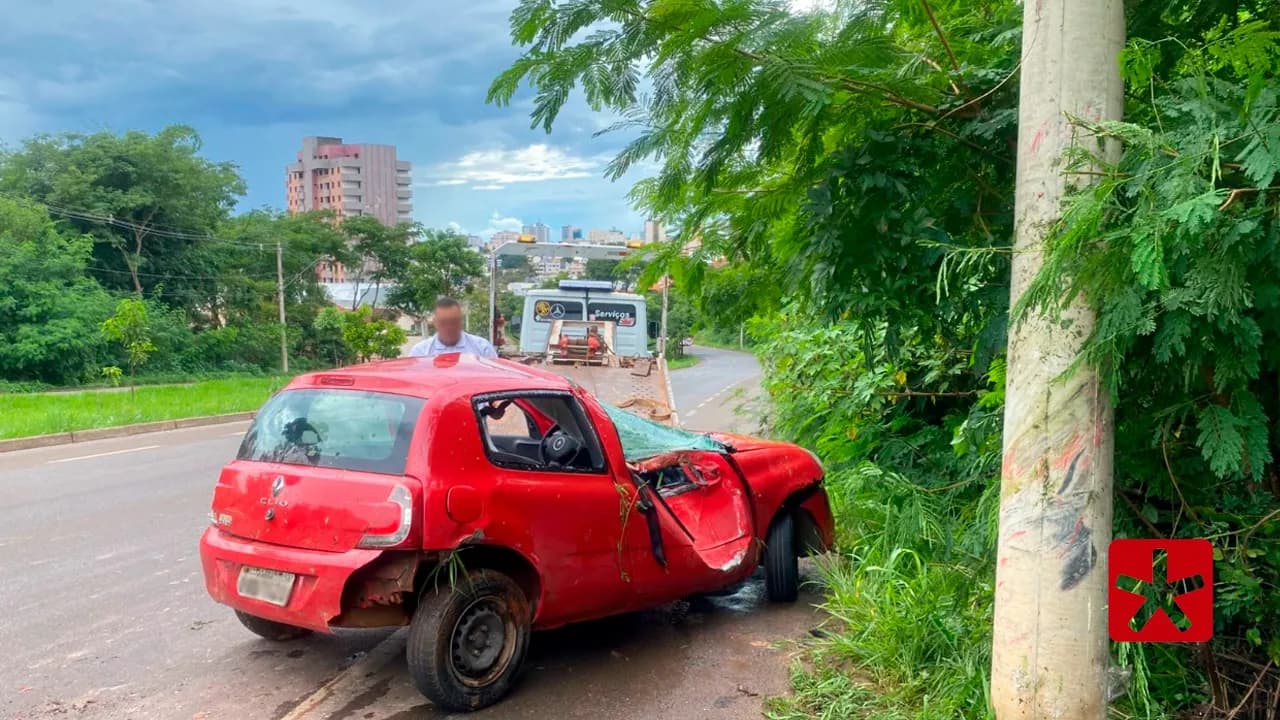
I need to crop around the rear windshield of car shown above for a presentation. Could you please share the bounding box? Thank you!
[237,389,425,475]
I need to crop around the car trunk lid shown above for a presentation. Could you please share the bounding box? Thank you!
[211,461,413,552]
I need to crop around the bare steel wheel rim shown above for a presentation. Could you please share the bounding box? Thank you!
[448,596,517,688]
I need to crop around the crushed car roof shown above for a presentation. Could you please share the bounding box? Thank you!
[284,352,573,400]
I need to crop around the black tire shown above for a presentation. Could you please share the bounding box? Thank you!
[234,610,311,641]
[407,569,531,713]
[764,512,799,602]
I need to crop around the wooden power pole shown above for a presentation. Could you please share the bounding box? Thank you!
[991,0,1124,717]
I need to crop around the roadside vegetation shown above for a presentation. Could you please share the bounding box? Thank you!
[496,0,1280,717]
[0,132,485,391]
[0,376,289,440]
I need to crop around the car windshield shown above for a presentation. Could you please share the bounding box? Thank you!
[237,389,425,475]
[601,402,727,462]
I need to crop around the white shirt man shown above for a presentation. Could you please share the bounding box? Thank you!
[407,297,498,359]
[407,332,497,358]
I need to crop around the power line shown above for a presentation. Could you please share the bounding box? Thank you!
[1,190,284,248]
[86,265,279,282]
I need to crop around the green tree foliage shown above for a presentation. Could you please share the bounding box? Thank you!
[311,308,353,367]
[100,297,157,393]
[340,306,406,362]
[0,125,245,311]
[496,0,1280,715]
[1019,19,1280,704]
[340,216,416,310]
[387,229,487,323]
[646,285,695,357]
[584,258,621,282]
[0,196,115,384]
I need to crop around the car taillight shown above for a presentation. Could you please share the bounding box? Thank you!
[357,484,414,548]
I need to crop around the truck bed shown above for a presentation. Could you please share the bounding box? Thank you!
[503,354,679,427]
[549,357,678,426]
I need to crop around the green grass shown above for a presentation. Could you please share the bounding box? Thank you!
[692,331,755,352]
[764,463,999,720]
[667,354,702,370]
[0,376,291,439]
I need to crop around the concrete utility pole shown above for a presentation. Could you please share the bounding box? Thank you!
[658,275,670,358]
[276,241,289,373]
[991,0,1124,717]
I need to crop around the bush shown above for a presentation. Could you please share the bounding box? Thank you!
[757,318,1003,719]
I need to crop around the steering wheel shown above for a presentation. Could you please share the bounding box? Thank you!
[539,424,583,468]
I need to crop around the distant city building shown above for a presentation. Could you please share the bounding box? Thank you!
[587,228,628,245]
[491,230,521,247]
[530,254,587,282]
[643,219,666,245]
[465,234,485,250]
[561,224,581,242]
[286,136,411,283]
[522,222,551,244]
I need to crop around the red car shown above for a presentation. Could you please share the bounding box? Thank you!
[199,353,834,712]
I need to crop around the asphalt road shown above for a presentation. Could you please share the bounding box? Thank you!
[1,346,824,720]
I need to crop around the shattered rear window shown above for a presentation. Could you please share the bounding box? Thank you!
[238,389,425,475]
[602,402,726,462]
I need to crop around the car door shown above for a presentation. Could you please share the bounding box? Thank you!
[473,390,655,627]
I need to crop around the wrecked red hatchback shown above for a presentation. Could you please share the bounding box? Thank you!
[199,353,834,712]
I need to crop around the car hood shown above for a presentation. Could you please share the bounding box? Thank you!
[704,432,789,453]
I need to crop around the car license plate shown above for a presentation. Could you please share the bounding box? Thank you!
[236,567,295,607]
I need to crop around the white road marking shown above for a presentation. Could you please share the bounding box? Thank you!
[48,445,161,464]
[224,430,245,437]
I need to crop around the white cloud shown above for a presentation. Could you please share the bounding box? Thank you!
[432,179,468,186]
[472,184,506,191]
[473,211,523,238]
[428,144,602,186]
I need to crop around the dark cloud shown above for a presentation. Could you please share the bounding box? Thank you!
[0,0,647,238]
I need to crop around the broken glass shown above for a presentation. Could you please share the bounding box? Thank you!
[601,402,727,461]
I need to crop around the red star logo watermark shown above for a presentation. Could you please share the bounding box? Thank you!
[1108,539,1213,643]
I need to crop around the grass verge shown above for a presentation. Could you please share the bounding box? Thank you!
[693,331,756,352]
[667,354,702,370]
[0,376,291,439]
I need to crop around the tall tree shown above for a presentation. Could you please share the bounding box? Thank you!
[0,125,245,307]
[990,0,1124,717]
[340,216,415,310]
[0,196,115,384]
[386,229,486,333]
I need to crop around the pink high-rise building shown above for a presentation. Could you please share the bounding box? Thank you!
[286,136,412,282]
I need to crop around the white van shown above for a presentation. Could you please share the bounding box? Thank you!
[516,280,651,357]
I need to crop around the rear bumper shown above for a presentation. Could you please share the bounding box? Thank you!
[199,527,383,633]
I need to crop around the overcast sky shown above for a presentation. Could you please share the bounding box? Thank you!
[0,0,655,239]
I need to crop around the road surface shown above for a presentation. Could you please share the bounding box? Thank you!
[1,346,823,720]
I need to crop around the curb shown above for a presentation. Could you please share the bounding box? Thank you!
[0,412,256,454]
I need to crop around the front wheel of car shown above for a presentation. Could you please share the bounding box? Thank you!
[407,569,531,713]
[764,512,800,602]
[234,610,312,641]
